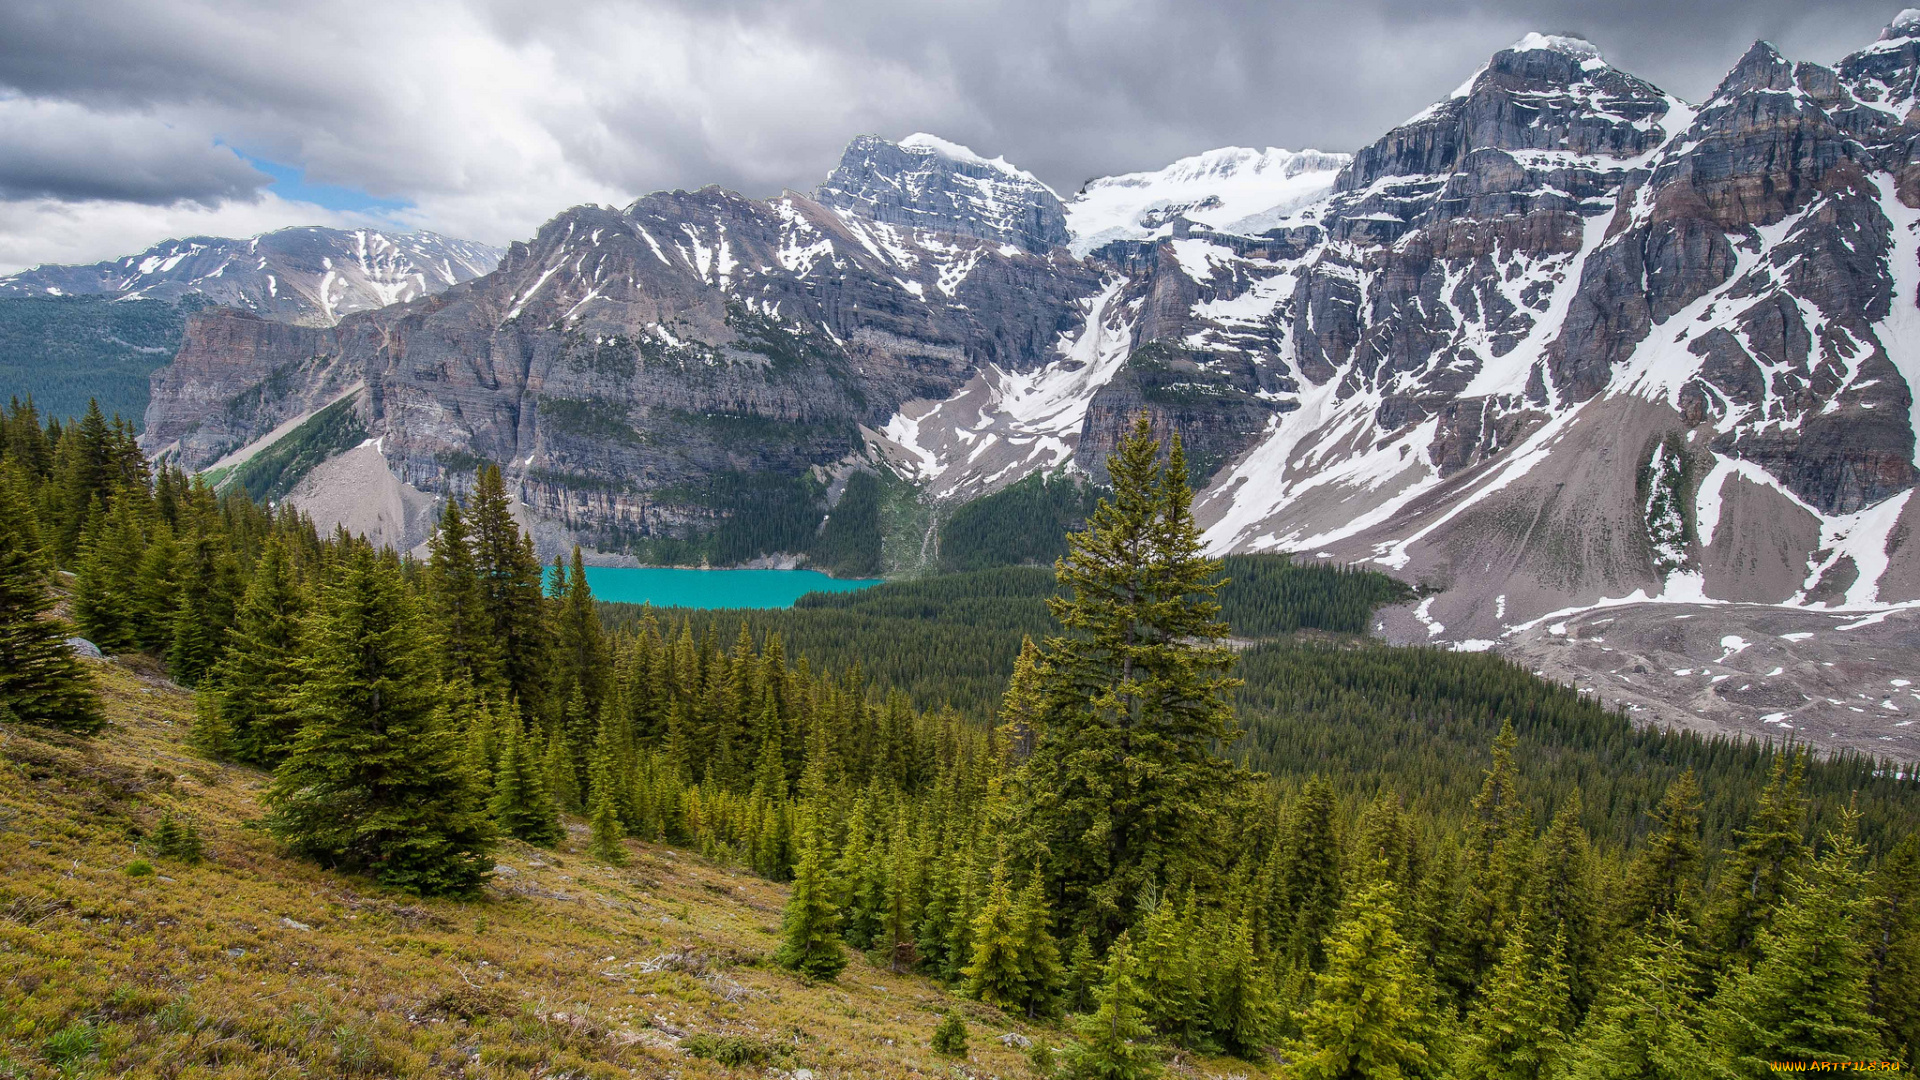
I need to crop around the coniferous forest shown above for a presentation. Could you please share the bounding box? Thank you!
[3,398,1919,1075]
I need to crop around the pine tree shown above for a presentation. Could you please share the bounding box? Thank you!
[1210,910,1281,1059]
[1704,749,1807,972]
[1534,789,1601,1017]
[774,808,847,980]
[0,497,101,732]
[1271,777,1343,971]
[71,497,145,655]
[150,812,204,863]
[932,1011,969,1056]
[1872,836,1920,1066]
[1705,809,1885,1076]
[1060,931,1161,1080]
[263,548,493,896]
[1135,889,1204,1043]
[1017,870,1066,1019]
[1012,415,1242,939]
[1615,771,1703,939]
[489,710,563,846]
[425,497,502,689]
[1290,881,1440,1080]
[166,509,238,687]
[194,536,304,764]
[965,858,1030,1010]
[553,545,609,721]
[1562,913,1710,1080]
[1454,915,1570,1080]
[469,466,551,713]
[1460,719,1533,984]
[998,634,1045,763]
[587,715,628,865]
[1066,932,1100,1014]
[542,721,580,812]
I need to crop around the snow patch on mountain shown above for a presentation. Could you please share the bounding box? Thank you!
[1065,147,1348,255]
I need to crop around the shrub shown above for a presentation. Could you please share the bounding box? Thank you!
[682,1033,775,1067]
[125,860,154,877]
[932,1012,968,1056]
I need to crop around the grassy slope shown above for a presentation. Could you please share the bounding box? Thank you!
[0,661,1272,1079]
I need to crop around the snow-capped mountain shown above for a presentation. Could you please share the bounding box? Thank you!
[0,228,502,326]
[816,133,1071,254]
[132,17,1920,754]
[1063,146,1350,256]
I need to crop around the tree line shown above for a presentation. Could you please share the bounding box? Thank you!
[1,399,1916,1074]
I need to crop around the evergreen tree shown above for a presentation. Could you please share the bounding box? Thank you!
[424,497,502,688]
[1290,881,1439,1080]
[166,508,238,687]
[932,1012,969,1056]
[194,536,304,764]
[1872,836,1920,1066]
[1454,915,1570,1080]
[1066,931,1100,1014]
[1013,415,1242,938]
[1562,913,1710,1080]
[1460,719,1532,985]
[489,710,562,846]
[998,634,1045,763]
[1534,789,1601,1016]
[1060,931,1160,1080]
[773,808,848,980]
[149,812,204,863]
[1705,809,1885,1076]
[263,548,493,896]
[965,858,1030,1011]
[0,495,101,732]
[553,545,609,722]
[1135,889,1204,1044]
[587,715,628,865]
[1704,750,1807,972]
[468,466,551,713]
[1271,777,1343,971]
[1017,870,1066,1018]
[71,497,145,654]
[1210,910,1281,1059]
[1616,771,1704,939]
[542,721,580,812]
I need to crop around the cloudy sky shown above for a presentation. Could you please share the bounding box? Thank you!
[0,0,1902,272]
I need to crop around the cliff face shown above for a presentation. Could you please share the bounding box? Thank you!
[141,21,1920,640]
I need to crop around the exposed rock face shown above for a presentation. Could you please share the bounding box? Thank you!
[2,228,501,327]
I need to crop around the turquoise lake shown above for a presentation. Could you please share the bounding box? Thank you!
[572,566,882,609]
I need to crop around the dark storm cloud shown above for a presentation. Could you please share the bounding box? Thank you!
[0,98,270,205]
[0,0,1904,264]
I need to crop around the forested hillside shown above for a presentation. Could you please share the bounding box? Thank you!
[2,404,1917,1076]
[0,297,192,426]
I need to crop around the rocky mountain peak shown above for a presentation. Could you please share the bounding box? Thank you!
[815,133,1071,253]
[1885,7,1920,39]
[1064,145,1349,254]
[1713,40,1797,97]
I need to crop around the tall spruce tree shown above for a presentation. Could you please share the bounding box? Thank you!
[1534,789,1601,1017]
[425,497,502,689]
[774,808,848,980]
[1705,809,1886,1076]
[468,466,551,713]
[0,486,101,732]
[1290,881,1440,1080]
[193,536,305,764]
[1704,749,1807,972]
[1210,910,1281,1059]
[1012,414,1242,939]
[1616,771,1704,940]
[263,548,493,896]
[587,715,628,865]
[1872,836,1920,1066]
[1061,931,1161,1080]
[488,709,562,846]
[965,858,1031,1011]
[1454,915,1571,1080]
[1562,913,1710,1080]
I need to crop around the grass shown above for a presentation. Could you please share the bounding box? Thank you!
[0,660,1277,1078]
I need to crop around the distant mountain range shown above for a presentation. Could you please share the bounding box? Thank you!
[77,12,1920,757]
[0,227,502,327]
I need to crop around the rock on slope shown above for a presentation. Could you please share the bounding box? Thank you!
[2,227,501,327]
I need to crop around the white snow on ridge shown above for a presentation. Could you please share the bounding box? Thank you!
[878,279,1133,501]
[1065,147,1348,256]
[898,133,1050,188]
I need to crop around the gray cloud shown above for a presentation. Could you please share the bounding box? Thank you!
[0,97,269,205]
[0,0,1906,265]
